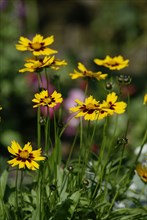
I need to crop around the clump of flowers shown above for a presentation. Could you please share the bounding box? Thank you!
[70,92,127,121]
[3,33,146,220]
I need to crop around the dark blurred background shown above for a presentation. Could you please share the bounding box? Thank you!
[0,0,147,171]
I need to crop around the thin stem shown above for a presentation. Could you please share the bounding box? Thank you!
[39,178,42,220]
[90,120,99,147]
[91,118,108,201]
[99,117,108,162]
[84,80,89,97]
[66,131,78,168]
[37,107,41,148]
[15,168,19,220]
[59,115,77,138]
[116,145,125,177]
[77,118,83,185]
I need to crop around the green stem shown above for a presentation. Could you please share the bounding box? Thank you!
[15,168,19,220]
[99,117,108,162]
[77,118,83,186]
[37,107,41,148]
[91,118,108,201]
[39,183,41,220]
[84,80,89,97]
[59,114,77,138]
[66,131,78,168]
[116,145,125,177]
[90,120,98,147]
[20,170,24,218]
[80,121,90,183]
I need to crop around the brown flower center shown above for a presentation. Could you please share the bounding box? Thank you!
[32,42,42,50]
[19,150,29,159]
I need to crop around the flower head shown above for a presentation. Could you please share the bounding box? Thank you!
[143,93,147,105]
[19,56,67,73]
[32,90,63,108]
[69,96,102,121]
[16,34,57,56]
[69,62,107,81]
[7,141,45,170]
[94,55,129,70]
[101,92,127,115]
[50,58,67,70]
[136,163,147,183]
[19,56,55,73]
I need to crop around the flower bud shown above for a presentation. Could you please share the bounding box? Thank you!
[83,179,89,186]
[118,75,131,85]
[39,116,46,125]
[50,184,56,191]
[105,82,113,90]
[117,137,128,145]
[67,165,74,172]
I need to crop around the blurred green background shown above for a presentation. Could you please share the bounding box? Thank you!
[0,0,147,172]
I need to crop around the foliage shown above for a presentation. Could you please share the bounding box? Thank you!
[0,0,147,219]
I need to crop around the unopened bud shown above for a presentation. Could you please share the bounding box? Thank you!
[105,82,113,90]
[117,137,128,145]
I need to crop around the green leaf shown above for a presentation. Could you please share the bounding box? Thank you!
[50,190,81,220]
[0,169,8,199]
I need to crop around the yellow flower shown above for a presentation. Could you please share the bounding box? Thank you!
[32,90,63,108]
[0,106,2,110]
[16,34,57,56]
[143,93,147,105]
[69,96,108,121]
[19,56,55,73]
[69,62,107,80]
[101,92,127,115]
[136,163,147,183]
[70,96,100,120]
[50,58,67,70]
[94,55,129,70]
[7,141,45,170]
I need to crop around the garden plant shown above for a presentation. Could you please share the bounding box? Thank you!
[0,33,147,220]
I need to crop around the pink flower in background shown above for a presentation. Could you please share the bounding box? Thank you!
[0,0,8,10]
[63,88,85,136]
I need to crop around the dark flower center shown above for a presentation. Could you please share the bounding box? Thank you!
[29,42,45,51]
[17,150,34,162]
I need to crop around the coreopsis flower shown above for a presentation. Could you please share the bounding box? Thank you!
[19,56,67,73]
[7,141,45,170]
[32,89,63,108]
[16,34,57,56]
[94,55,129,70]
[50,58,67,70]
[69,62,107,81]
[19,56,55,73]
[136,163,147,183]
[101,92,127,115]
[143,93,147,105]
[69,96,104,121]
